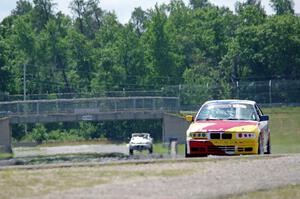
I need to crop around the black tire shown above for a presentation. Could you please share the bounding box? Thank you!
[185,143,191,158]
[129,148,133,155]
[149,146,153,154]
[265,136,271,154]
[258,134,264,155]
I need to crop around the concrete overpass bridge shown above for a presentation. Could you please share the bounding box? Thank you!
[0,97,188,152]
[0,96,180,124]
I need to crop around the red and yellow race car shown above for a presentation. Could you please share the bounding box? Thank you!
[185,100,270,157]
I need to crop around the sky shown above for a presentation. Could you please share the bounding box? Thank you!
[0,0,300,24]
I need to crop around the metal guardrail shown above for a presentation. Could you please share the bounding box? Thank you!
[0,97,180,117]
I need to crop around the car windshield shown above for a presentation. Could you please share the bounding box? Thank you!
[132,134,148,138]
[196,103,257,121]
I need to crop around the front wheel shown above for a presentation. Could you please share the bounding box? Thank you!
[149,146,153,154]
[258,134,264,155]
[185,143,191,158]
[265,136,271,154]
[129,148,133,155]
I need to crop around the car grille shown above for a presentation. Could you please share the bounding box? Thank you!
[210,133,220,139]
[191,147,206,152]
[209,133,232,140]
[238,147,253,152]
[208,146,235,153]
[222,133,232,139]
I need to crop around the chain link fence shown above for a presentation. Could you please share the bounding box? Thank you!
[0,97,180,117]
[164,79,300,110]
[0,79,299,111]
[238,80,300,104]
[0,90,168,101]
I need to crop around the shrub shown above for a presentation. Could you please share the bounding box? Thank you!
[47,129,85,142]
[22,124,48,143]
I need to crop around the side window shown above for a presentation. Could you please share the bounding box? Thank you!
[255,104,263,117]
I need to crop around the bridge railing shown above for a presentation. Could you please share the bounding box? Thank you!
[0,97,180,116]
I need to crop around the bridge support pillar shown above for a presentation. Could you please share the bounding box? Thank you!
[0,118,12,153]
[163,114,189,144]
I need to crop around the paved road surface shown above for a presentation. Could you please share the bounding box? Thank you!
[4,145,300,199]
[22,154,300,199]
[13,144,129,157]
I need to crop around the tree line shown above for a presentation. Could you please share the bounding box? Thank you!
[0,0,299,96]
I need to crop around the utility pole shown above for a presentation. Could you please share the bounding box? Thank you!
[269,80,272,105]
[23,63,26,101]
[23,63,27,134]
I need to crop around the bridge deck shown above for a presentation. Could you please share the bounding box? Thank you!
[0,97,179,124]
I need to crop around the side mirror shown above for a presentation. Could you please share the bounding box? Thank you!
[185,115,194,122]
[260,115,269,121]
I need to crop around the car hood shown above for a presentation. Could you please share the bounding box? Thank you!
[187,120,259,133]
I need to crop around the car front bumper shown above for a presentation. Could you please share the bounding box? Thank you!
[187,139,258,155]
[129,144,152,151]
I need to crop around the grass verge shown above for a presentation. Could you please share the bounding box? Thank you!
[0,153,13,160]
[0,165,191,199]
[153,143,185,155]
[228,184,300,199]
[263,107,300,154]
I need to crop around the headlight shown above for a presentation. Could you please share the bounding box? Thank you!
[236,133,256,139]
[188,132,207,139]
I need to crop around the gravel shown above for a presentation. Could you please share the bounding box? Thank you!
[24,154,300,199]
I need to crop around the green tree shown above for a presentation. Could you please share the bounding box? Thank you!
[12,15,39,94]
[83,0,104,38]
[0,36,12,92]
[36,13,73,93]
[32,0,55,32]
[12,0,33,16]
[70,0,104,39]
[260,15,300,78]
[92,13,126,91]
[130,7,148,37]
[222,14,300,80]
[142,5,175,87]
[66,28,94,92]
[78,122,97,139]
[190,0,211,9]
[117,24,147,90]
[70,0,85,33]
[165,0,191,83]
[235,0,267,25]
[270,0,294,15]
[28,123,48,143]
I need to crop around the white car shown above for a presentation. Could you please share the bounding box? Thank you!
[129,133,153,155]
